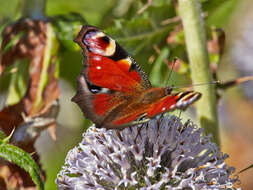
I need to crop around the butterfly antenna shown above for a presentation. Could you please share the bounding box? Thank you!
[171,80,220,90]
[166,57,177,86]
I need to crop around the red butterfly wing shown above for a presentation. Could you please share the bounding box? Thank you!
[74,25,151,92]
[72,26,151,127]
[146,91,201,118]
[72,75,129,127]
[87,53,143,92]
[110,90,201,128]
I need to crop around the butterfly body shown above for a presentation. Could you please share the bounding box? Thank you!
[72,25,201,129]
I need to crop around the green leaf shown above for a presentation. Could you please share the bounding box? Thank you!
[151,0,171,7]
[113,0,135,17]
[149,47,170,86]
[0,130,6,140]
[205,0,239,27]
[107,18,173,46]
[0,143,44,190]
[47,0,114,25]
[105,16,174,74]
[2,32,24,54]
[51,13,86,51]
[6,59,29,105]
[0,128,14,144]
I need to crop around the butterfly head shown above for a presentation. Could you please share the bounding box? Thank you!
[165,86,173,95]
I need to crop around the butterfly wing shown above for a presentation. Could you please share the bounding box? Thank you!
[147,91,201,118]
[93,90,201,129]
[72,25,151,127]
[106,90,201,128]
[74,25,151,92]
[71,75,129,127]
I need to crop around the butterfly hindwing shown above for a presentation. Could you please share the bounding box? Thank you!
[72,74,131,128]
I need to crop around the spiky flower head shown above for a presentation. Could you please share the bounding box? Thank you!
[56,115,239,190]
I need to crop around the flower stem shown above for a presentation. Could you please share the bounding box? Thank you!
[178,0,219,145]
[22,0,46,20]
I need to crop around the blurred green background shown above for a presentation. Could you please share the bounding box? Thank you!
[0,0,253,189]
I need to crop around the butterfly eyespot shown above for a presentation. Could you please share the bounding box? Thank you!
[100,36,110,43]
[103,40,116,56]
[83,31,116,57]
[82,31,96,44]
[86,81,102,94]
[86,80,112,94]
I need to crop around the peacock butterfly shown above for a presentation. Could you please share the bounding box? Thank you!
[72,25,201,129]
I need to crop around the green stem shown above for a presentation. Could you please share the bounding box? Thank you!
[22,0,46,19]
[178,0,219,145]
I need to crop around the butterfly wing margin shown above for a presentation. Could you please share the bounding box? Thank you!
[72,74,131,128]
[147,91,201,118]
[71,75,105,126]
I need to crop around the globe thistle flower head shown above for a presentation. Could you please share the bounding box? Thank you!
[57,115,240,190]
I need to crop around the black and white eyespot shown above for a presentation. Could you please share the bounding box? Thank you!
[108,43,129,61]
[83,31,116,57]
[87,81,111,94]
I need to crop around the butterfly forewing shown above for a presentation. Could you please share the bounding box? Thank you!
[74,25,151,92]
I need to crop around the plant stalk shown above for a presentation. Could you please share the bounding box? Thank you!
[178,0,220,145]
[22,0,46,20]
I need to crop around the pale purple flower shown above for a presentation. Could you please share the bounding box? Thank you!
[56,115,240,190]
